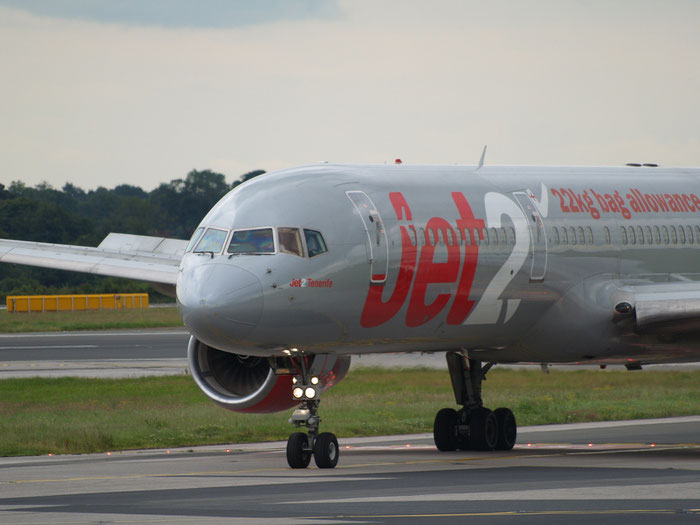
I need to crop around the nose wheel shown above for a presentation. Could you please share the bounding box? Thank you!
[286,432,311,468]
[286,402,339,469]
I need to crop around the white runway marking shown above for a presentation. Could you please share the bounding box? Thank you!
[0,331,188,339]
[0,345,97,350]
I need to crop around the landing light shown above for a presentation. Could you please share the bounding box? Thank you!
[310,376,319,385]
[292,377,298,385]
[305,387,316,399]
[293,387,304,399]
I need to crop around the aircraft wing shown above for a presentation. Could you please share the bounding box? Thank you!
[612,281,700,335]
[0,233,185,286]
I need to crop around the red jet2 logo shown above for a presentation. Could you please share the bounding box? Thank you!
[361,192,484,328]
[360,189,539,329]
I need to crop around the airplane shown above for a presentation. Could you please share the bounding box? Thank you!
[2,160,700,469]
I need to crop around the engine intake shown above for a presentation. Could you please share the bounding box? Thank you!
[187,336,350,414]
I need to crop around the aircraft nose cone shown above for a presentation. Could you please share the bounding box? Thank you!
[177,263,263,342]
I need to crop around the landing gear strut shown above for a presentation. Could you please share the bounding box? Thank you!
[285,354,338,469]
[434,351,517,452]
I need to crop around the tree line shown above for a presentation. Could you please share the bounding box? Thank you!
[0,169,265,303]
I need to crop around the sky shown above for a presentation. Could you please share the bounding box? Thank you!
[1,0,698,190]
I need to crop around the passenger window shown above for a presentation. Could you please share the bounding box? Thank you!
[279,228,303,257]
[670,226,678,244]
[482,228,489,246]
[509,227,516,244]
[695,226,700,243]
[228,228,275,254]
[561,227,568,244]
[194,228,229,254]
[500,227,507,245]
[490,227,499,246]
[569,227,576,245]
[604,226,611,244]
[186,227,205,253]
[686,225,693,244]
[473,228,480,246]
[577,227,585,245]
[303,229,328,257]
[460,228,471,246]
[645,226,652,244]
[637,226,644,245]
[679,225,686,244]
[553,227,560,245]
[447,228,458,246]
[586,226,593,245]
[653,226,661,244]
[628,226,636,244]
[621,227,628,245]
[662,226,669,244]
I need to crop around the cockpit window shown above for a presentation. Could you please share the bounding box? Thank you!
[186,227,205,253]
[278,227,303,257]
[228,228,275,254]
[193,228,228,254]
[304,229,327,257]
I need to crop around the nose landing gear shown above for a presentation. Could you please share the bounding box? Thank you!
[285,354,339,469]
[434,351,517,452]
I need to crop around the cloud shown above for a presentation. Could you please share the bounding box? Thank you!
[0,0,698,191]
[0,0,339,28]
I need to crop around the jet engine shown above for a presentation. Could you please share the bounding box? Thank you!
[187,336,350,413]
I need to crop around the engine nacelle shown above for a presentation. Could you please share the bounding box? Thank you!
[187,336,351,413]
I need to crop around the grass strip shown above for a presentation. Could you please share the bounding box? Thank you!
[1,368,699,456]
[0,307,183,333]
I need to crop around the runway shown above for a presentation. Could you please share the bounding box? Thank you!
[1,417,700,524]
[0,329,191,377]
[2,329,699,378]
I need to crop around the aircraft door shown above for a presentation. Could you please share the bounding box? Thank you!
[513,192,547,281]
[346,191,389,284]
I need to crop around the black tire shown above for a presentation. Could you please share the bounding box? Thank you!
[469,407,498,451]
[286,432,311,469]
[494,407,517,451]
[456,409,472,450]
[434,408,458,451]
[313,432,339,469]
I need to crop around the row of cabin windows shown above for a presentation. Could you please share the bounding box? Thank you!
[549,224,700,247]
[413,227,516,247]
[551,226,595,246]
[620,224,700,246]
[413,223,700,248]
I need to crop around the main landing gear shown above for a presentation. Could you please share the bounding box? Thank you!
[434,352,517,452]
[285,355,338,469]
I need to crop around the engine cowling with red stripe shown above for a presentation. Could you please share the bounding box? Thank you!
[187,336,350,413]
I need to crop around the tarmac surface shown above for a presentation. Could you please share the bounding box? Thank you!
[1,417,700,524]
